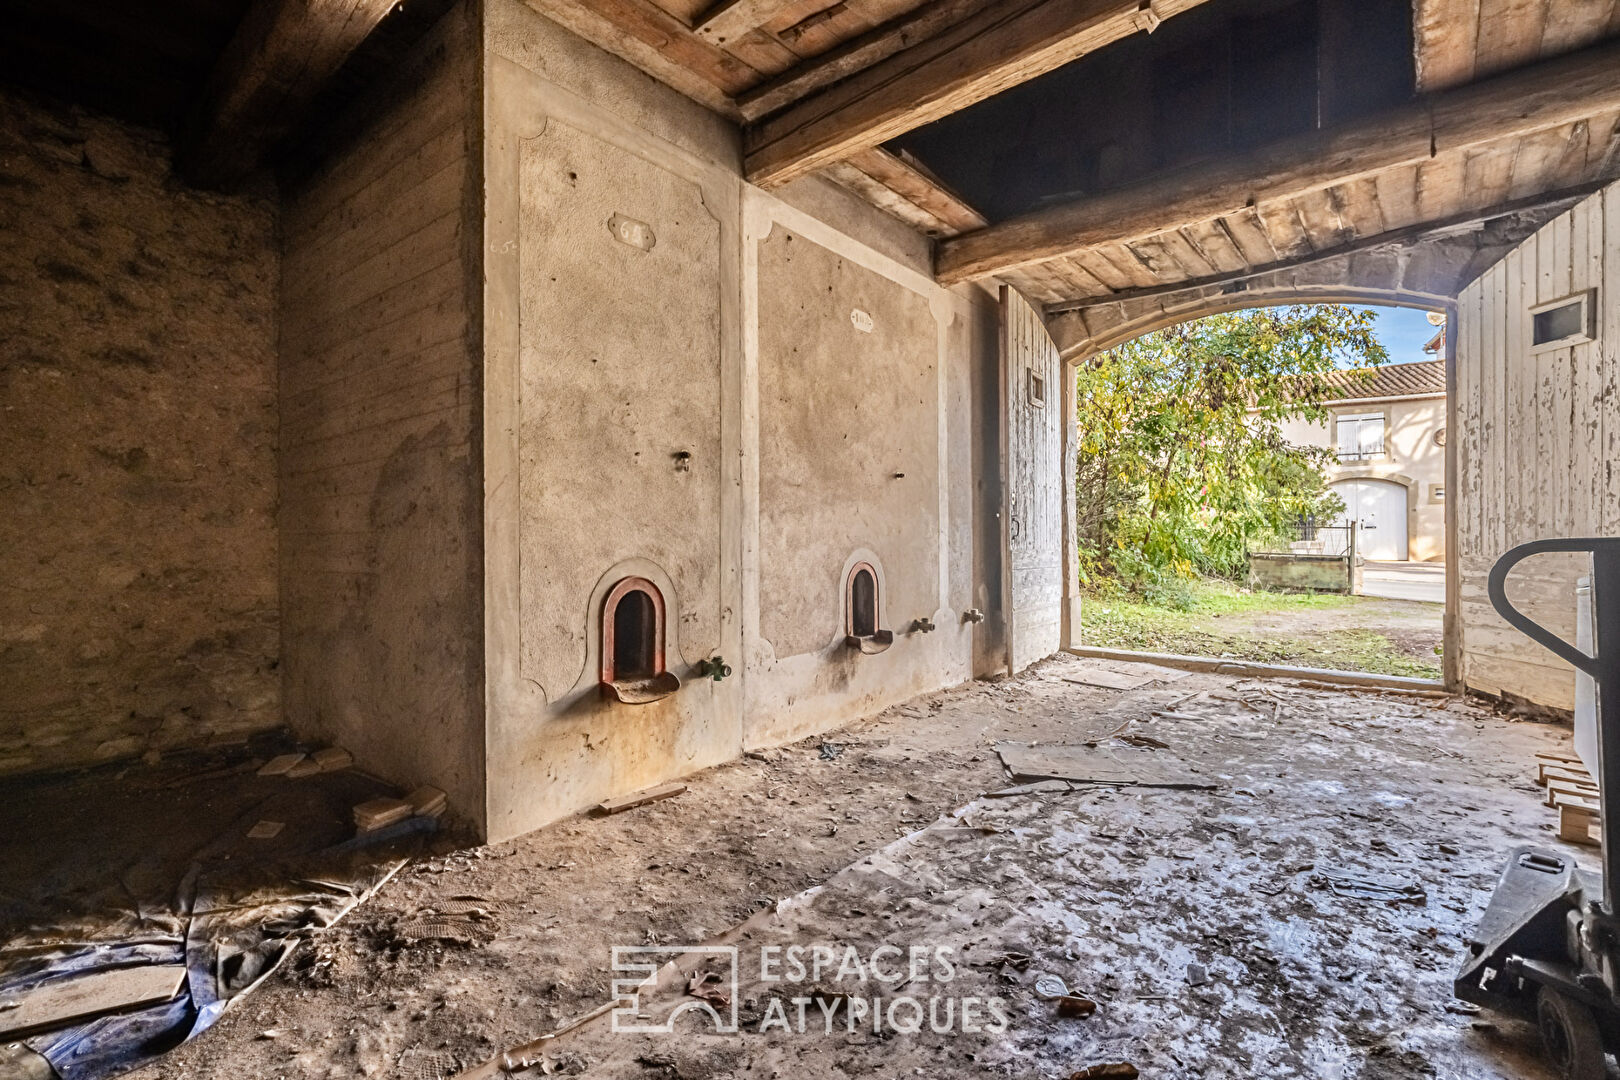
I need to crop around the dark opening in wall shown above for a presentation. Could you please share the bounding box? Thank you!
[601,577,680,703]
[613,588,657,679]
[851,568,877,637]
[845,562,893,654]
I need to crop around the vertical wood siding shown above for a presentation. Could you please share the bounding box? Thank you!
[1456,181,1619,711]
[1004,287,1065,672]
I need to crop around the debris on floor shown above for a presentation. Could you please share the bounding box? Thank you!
[994,740,1217,788]
[1535,749,1601,846]
[0,736,437,1079]
[593,781,688,816]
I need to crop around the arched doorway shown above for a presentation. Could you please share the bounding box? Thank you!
[1331,478,1409,562]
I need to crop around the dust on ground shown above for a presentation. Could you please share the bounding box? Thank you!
[127,654,1579,1079]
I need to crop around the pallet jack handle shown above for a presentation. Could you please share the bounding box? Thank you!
[1490,538,1620,919]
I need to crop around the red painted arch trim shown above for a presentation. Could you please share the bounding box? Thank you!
[601,576,667,684]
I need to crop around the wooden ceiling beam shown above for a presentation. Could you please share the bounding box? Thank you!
[1042,182,1607,313]
[743,0,1191,189]
[693,0,801,47]
[178,0,402,187]
[935,38,1620,284]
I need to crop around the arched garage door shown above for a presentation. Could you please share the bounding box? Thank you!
[1331,479,1408,562]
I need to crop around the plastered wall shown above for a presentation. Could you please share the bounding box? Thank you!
[1456,179,1620,712]
[1277,393,1448,562]
[481,0,1000,841]
[0,86,279,775]
[278,4,487,826]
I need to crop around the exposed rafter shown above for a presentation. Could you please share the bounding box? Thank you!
[1043,183,1608,313]
[178,0,400,187]
[935,38,1620,285]
[743,0,1197,189]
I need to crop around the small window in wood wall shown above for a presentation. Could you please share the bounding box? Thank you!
[601,577,680,703]
[1027,368,1046,408]
[1530,291,1595,351]
[844,562,893,654]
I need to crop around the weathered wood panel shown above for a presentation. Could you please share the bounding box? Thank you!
[1455,180,1618,711]
[1003,286,1065,672]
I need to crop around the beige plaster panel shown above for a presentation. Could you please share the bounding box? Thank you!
[516,119,724,697]
[756,226,942,660]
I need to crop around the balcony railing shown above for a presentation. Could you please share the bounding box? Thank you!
[1337,441,1384,461]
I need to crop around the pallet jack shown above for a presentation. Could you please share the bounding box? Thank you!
[1456,538,1620,1080]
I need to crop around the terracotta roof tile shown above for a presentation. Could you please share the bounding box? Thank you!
[1321,359,1445,402]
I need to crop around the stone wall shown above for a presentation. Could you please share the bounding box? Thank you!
[0,87,280,776]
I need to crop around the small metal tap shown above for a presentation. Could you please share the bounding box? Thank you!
[696,656,732,681]
[911,617,937,634]
[962,609,985,623]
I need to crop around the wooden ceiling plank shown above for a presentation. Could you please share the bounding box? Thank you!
[1180,219,1249,273]
[1252,200,1315,259]
[723,28,805,77]
[1372,165,1422,232]
[519,0,756,114]
[1412,0,1481,91]
[1462,143,1519,212]
[1153,228,1221,277]
[822,159,955,233]
[1415,151,1468,222]
[935,39,1620,283]
[1540,0,1617,55]
[695,0,816,47]
[1045,181,1606,313]
[1584,109,1620,180]
[1509,123,1582,199]
[1124,236,1194,283]
[744,0,1207,187]
[1330,177,1387,238]
[1070,248,1136,291]
[1216,208,1279,266]
[844,147,988,233]
[1092,242,1161,288]
[1475,0,1549,79]
[179,0,400,187]
[736,0,995,121]
[1292,188,1352,251]
[1052,257,1113,297]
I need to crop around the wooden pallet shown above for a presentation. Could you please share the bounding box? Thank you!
[1537,751,1602,848]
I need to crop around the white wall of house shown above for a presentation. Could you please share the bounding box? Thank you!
[1455,178,1619,713]
[1278,393,1448,561]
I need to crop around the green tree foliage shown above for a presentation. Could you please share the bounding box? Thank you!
[1075,305,1389,596]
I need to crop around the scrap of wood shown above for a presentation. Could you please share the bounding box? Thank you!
[0,966,187,1040]
[312,746,354,772]
[1536,749,1584,764]
[1559,802,1601,846]
[257,753,306,777]
[406,785,449,818]
[995,741,1215,788]
[1542,764,1594,787]
[1062,670,1155,690]
[594,782,688,816]
[353,797,413,832]
[246,819,285,840]
[1547,779,1600,807]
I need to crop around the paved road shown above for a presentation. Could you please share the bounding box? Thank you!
[1361,560,1446,603]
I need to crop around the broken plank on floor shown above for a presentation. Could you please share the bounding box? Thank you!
[0,965,187,1040]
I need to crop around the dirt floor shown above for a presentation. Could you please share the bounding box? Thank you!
[102,653,1587,1080]
[1082,586,1445,678]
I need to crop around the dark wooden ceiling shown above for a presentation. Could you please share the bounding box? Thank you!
[1,0,252,130]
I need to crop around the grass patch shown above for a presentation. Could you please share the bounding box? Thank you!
[1082,578,1440,679]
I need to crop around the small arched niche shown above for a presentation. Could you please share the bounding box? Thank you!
[844,562,893,654]
[601,577,680,704]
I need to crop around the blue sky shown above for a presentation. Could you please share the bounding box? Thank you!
[1356,305,1442,366]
